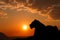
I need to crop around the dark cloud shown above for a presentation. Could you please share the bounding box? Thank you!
[1,0,60,10]
[27,0,60,10]
[28,0,34,4]
[16,0,26,3]
[50,6,60,20]
[2,0,9,3]
[26,0,60,20]
[0,0,60,20]
[1,0,26,5]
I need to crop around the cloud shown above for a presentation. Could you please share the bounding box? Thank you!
[0,0,60,20]
[25,0,60,20]
[0,11,7,19]
[16,0,26,3]
[50,6,60,20]
[24,0,60,20]
[0,0,60,10]
[0,0,26,10]
[26,0,60,10]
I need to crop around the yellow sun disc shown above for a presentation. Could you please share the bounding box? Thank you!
[22,25,28,30]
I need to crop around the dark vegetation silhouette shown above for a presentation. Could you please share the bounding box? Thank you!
[0,19,60,40]
[0,32,9,40]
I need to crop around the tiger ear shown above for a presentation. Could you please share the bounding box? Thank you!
[34,19,38,22]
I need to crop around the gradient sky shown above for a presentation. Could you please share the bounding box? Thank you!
[0,0,60,37]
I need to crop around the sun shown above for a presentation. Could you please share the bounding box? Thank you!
[22,25,28,30]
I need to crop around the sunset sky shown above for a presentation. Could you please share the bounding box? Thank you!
[0,0,60,37]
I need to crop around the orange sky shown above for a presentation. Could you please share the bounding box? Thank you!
[0,0,60,37]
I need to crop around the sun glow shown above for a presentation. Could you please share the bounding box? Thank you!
[22,25,28,30]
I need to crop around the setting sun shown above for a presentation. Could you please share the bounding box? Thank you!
[22,25,28,30]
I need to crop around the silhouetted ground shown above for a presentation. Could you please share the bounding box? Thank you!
[0,19,60,40]
[11,36,34,40]
[0,32,9,40]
